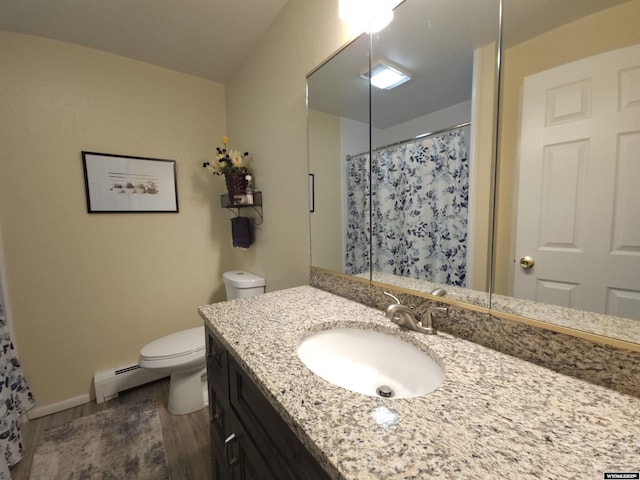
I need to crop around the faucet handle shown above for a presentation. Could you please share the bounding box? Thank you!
[383,291,401,304]
[428,306,448,315]
[418,306,448,335]
[426,306,448,323]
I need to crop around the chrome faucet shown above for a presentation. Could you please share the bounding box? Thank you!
[385,302,421,330]
[420,306,448,335]
[383,292,448,335]
[429,287,447,297]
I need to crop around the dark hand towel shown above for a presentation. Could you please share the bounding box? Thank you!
[231,216,252,248]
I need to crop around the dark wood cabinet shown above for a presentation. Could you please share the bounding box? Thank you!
[206,325,330,480]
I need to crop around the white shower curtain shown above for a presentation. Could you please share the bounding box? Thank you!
[345,129,469,286]
[0,282,35,479]
[344,152,371,276]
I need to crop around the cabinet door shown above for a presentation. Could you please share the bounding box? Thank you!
[211,421,275,480]
[228,357,330,480]
[207,331,229,403]
[209,392,228,449]
[212,442,231,480]
[206,326,329,480]
[207,330,231,448]
[207,331,232,480]
[225,415,277,480]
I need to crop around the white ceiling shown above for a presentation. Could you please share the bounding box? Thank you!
[0,0,288,84]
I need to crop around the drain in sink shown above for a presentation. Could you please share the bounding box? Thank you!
[376,385,394,398]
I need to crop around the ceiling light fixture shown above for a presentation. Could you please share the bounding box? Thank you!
[339,0,398,34]
[361,61,411,90]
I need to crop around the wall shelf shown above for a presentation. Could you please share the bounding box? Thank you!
[220,191,263,224]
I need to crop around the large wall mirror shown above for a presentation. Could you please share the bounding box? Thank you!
[308,0,500,308]
[493,0,640,344]
[308,0,640,347]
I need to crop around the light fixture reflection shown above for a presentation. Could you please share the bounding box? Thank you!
[361,62,412,90]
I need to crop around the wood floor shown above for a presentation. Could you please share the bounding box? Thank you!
[10,379,212,480]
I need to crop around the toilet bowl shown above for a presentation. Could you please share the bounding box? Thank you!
[139,270,265,415]
[139,326,207,415]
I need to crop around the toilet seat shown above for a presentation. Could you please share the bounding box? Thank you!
[140,326,205,362]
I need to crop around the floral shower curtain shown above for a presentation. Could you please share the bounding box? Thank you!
[344,152,371,275]
[0,294,35,479]
[345,129,468,286]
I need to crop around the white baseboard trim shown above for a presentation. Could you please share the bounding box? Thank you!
[27,394,91,420]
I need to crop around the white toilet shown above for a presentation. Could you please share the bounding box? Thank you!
[139,270,265,415]
[139,326,207,415]
[223,270,266,299]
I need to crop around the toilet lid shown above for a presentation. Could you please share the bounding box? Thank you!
[140,326,205,361]
[223,270,265,288]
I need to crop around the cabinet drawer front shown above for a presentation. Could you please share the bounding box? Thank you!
[228,357,330,480]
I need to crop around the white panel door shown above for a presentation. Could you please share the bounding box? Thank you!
[514,44,640,319]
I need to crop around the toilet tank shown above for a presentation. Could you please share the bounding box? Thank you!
[223,270,265,299]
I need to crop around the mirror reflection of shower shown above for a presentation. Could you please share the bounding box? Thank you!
[308,0,500,302]
[347,124,470,287]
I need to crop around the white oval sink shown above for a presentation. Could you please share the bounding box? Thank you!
[297,328,444,398]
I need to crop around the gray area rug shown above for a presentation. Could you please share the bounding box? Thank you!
[29,398,169,480]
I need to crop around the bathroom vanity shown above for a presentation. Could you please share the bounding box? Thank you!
[199,286,640,479]
[206,325,329,479]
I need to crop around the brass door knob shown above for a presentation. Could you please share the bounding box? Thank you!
[519,256,535,270]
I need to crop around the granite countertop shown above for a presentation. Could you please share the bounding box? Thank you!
[366,271,490,308]
[363,270,640,345]
[198,286,640,480]
[490,293,640,345]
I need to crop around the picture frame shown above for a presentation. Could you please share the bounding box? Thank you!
[82,151,179,213]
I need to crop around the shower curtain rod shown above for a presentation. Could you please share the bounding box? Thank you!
[347,121,471,160]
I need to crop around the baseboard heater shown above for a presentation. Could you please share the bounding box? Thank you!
[94,363,167,404]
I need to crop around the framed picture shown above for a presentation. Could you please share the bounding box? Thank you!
[82,151,179,213]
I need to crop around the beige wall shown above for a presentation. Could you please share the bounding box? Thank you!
[224,0,350,290]
[0,0,354,412]
[0,32,234,409]
[468,43,498,292]
[494,0,640,295]
[308,110,344,272]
